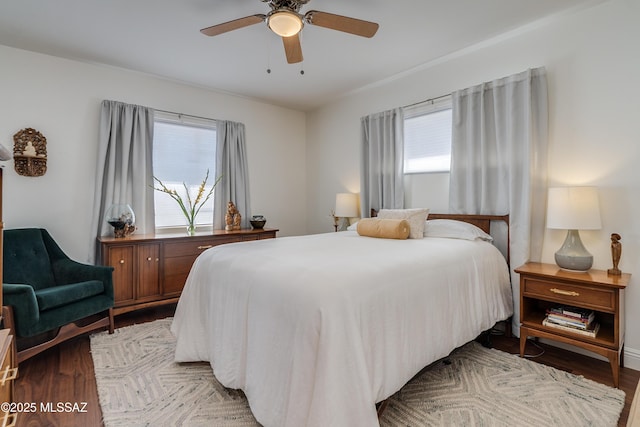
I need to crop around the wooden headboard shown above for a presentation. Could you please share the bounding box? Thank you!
[370,209,510,264]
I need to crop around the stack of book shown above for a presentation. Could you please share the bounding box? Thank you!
[543,306,600,337]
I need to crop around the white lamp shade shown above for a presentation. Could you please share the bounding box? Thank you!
[0,143,11,161]
[268,10,303,37]
[547,187,601,230]
[334,193,359,217]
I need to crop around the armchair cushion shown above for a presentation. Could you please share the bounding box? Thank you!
[35,280,104,311]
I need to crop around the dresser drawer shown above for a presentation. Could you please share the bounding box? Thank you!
[523,278,616,312]
[164,237,242,258]
[241,234,260,241]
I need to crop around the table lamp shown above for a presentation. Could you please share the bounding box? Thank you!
[334,193,359,231]
[546,186,601,271]
[0,143,11,161]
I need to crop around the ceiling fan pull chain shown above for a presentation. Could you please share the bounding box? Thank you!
[266,33,272,74]
[298,31,304,75]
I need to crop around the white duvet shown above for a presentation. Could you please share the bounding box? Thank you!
[171,231,513,427]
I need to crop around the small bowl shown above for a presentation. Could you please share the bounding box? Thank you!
[250,219,266,229]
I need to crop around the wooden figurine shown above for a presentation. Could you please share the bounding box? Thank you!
[607,233,622,276]
[225,201,242,231]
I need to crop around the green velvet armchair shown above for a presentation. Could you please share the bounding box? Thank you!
[2,228,114,363]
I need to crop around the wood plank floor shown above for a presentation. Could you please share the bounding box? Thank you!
[12,306,640,427]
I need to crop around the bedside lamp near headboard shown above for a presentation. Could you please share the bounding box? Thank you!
[0,143,11,161]
[334,193,359,231]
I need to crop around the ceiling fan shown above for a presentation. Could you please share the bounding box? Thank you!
[200,0,379,64]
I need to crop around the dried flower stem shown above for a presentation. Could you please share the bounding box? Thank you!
[153,169,222,228]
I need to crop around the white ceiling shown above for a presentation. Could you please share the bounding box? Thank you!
[0,0,603,111]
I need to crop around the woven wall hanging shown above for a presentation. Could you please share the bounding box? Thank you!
[13,127,47,177]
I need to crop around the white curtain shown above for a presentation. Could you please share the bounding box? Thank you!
[89,100,155,262]
[449,67,548,335]
[360,108,404,217]
[213,120,252,229]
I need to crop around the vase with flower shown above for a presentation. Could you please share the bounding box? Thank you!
[152,170,222,236]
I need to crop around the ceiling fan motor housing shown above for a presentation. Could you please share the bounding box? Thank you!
[261,0,310,13]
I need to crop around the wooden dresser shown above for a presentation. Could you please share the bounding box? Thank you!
[99,228,278,315]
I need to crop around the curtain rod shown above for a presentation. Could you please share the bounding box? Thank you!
[154,108,217,122]
[402,93,451,110]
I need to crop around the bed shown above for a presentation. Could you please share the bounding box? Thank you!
[171,213,513,427]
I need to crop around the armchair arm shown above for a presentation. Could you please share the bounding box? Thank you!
[3,283,40,331]
[51,259,115,300]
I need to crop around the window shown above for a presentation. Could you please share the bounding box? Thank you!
[153,112,216,229]
[403,97,452,174]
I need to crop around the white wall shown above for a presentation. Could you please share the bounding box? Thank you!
[0,45,307,262]
[306,0,640,367]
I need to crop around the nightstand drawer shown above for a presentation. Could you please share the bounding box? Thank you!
[523,278,615,312]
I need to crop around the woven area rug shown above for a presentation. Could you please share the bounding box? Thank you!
[90,318,625,426]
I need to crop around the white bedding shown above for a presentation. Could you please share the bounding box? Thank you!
[171,231,513,427]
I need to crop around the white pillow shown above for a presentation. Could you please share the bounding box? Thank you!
[376,208,429,239]
[347,222,358,231]
[424,219,493,241]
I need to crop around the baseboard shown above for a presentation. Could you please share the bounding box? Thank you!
[625,346,640,371]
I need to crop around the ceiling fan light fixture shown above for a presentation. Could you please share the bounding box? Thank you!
[268,9,303,37]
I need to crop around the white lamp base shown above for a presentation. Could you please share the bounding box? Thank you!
[554,229,593,272]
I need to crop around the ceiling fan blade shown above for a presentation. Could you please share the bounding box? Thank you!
[305,10,379,38]
[200,14,266,37]
[282,34,303,64]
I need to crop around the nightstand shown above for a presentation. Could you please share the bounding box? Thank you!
[516,262,630,387]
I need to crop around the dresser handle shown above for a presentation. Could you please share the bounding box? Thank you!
[119,260,125,264]
[0,367,18,386]
[550,288,580,297]
[197,245,213,250]
[1,413,17,427]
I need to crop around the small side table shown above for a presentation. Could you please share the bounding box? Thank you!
[516,262,630,388]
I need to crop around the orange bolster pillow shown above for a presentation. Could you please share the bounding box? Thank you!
[356,218,410,240]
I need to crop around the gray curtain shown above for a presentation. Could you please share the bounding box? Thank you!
[360,108,404,217]
[449,67,548,336]
[89,100,155,262]
[213,120,252,229]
